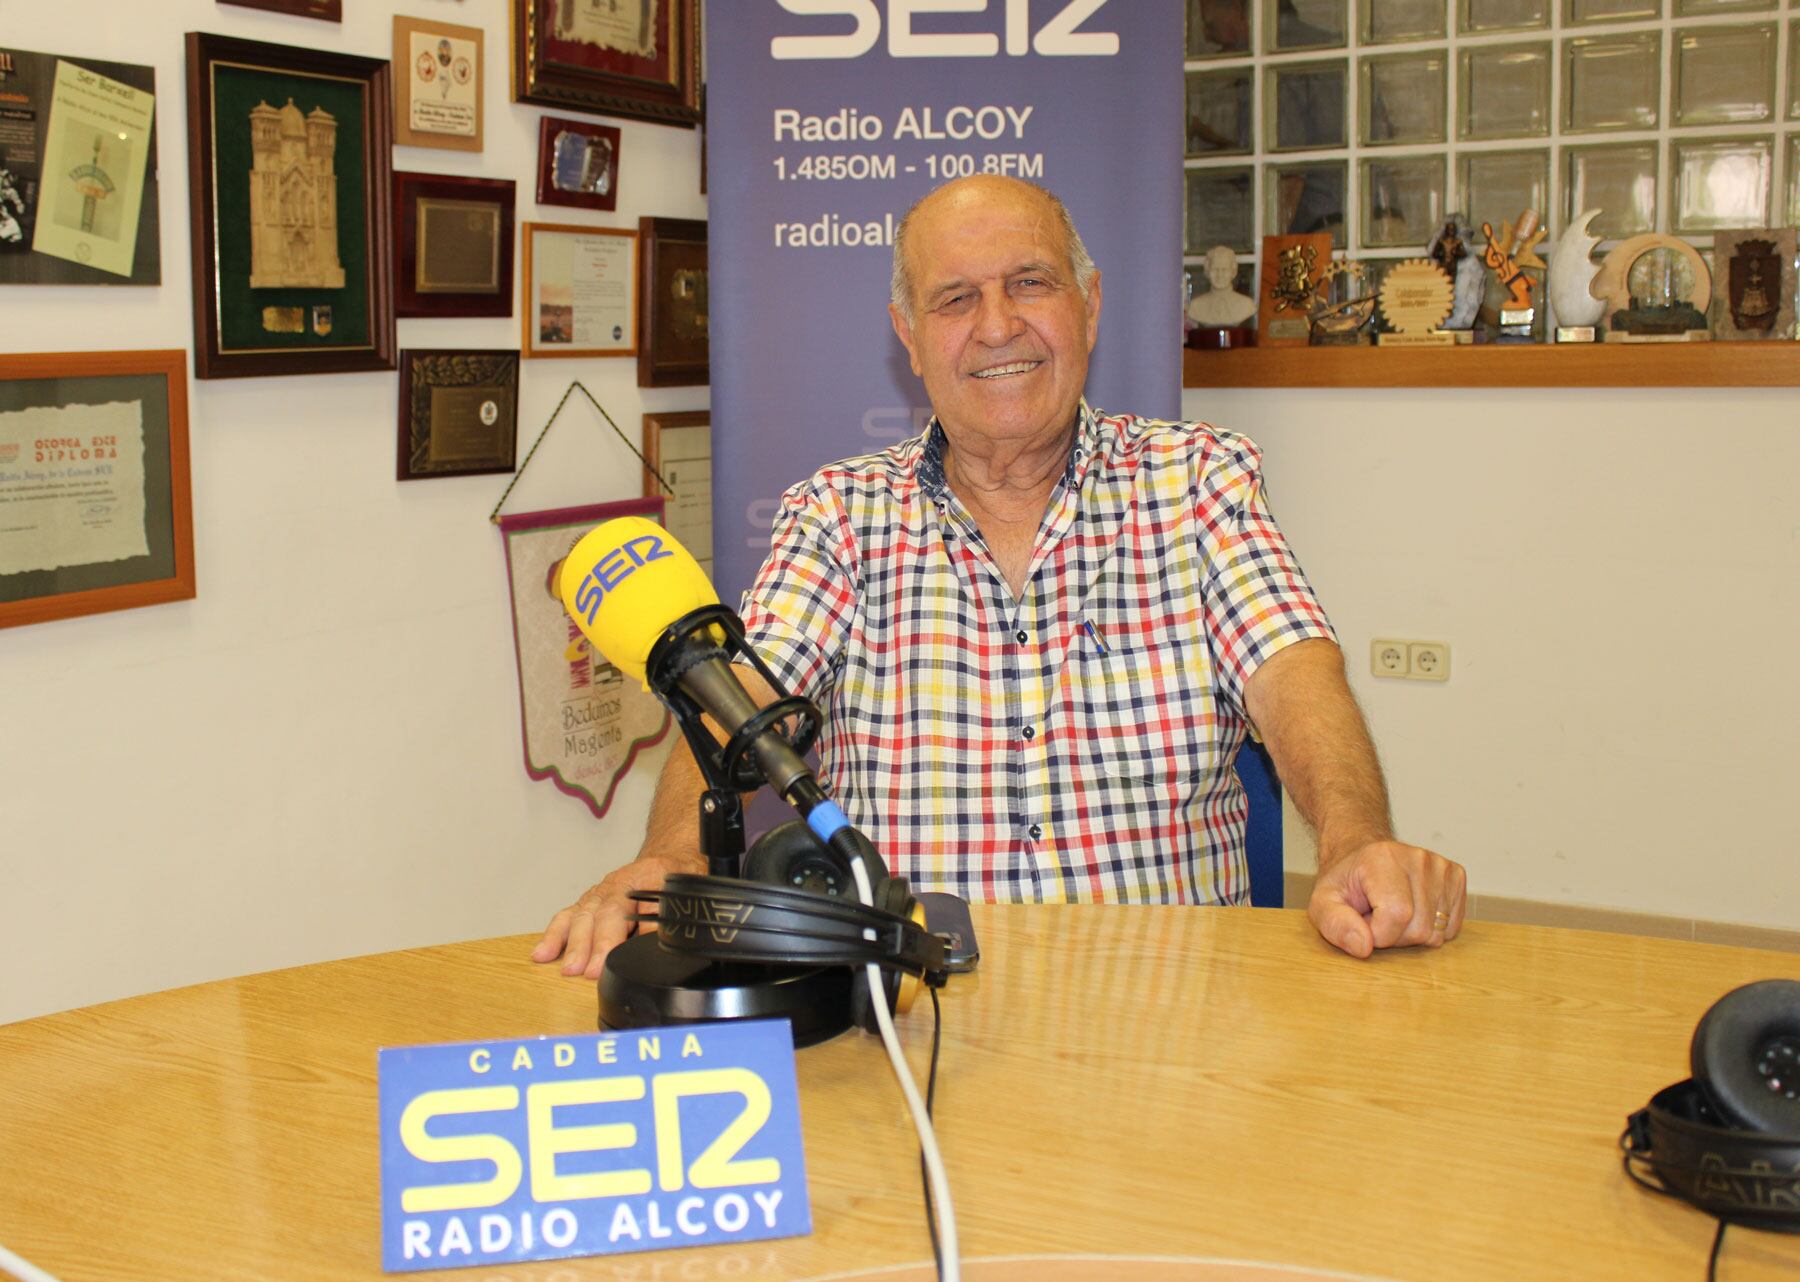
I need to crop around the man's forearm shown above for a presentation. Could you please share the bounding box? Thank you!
[1243,638,1393,870]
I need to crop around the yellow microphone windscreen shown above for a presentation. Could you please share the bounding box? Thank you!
[558,516,720,685]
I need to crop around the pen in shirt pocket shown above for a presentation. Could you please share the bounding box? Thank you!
[1082,619,1111,655]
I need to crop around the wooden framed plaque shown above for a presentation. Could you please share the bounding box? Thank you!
[217,0,343,20]
[521,222,638,359]
[184,32,395,379]
[393,172,514,319]
[392,15,484,152]
[534,116,621,213]
[637,216,707,387]
[0,350,195,629]
[641,410,711,574]
[511,0,701,127]
[397,349,520,481]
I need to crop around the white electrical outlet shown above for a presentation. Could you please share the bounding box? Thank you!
[1407,640,1451,682]
[1370,639,1410,678]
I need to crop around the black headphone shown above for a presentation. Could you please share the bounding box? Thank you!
[631,819,948,1036]
[1621,978,1800,1233]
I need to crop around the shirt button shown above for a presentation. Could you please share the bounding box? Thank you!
[1015,629,1028,643]
[1021,725,1035,741]
[1028,823,1043,840]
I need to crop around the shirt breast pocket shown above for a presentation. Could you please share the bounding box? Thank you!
[1074,638,1215,788]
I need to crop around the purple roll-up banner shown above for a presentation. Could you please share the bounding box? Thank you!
[707,0,1183,603]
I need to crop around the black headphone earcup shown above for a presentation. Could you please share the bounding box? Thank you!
[740,820,850,897]
[1689,978,1800,1134]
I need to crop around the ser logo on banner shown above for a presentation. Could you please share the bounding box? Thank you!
[772,0,1119,58]
[378,1022,810,1272]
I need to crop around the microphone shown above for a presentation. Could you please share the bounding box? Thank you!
[557,516,816,804]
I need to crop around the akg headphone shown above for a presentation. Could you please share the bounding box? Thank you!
[631,819,948,1038]
[1621,978,1800,1233]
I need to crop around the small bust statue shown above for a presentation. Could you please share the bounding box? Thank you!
[1186,244,1257,328]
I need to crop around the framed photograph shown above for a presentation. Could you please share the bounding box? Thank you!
[535,116,621,212]
[0,350,195,630]
[641,410,712,576]
[637,216,707,387]
[393,172,514,318]
[521,222,638,359]
[511,0,701,127]
[393,15,483,152]
[397,349,520,481]
[217,0,343,19]
[0,46,163,286]
[184,32,396,379]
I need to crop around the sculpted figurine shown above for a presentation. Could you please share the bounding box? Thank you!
[1549,209,1606,329]
[1186,244,1257,327]
[1427,214,1483,331]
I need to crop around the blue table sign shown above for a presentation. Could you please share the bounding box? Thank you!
[377,1020,811,1272]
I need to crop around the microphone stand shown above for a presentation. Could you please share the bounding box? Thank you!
[648,604,823,879]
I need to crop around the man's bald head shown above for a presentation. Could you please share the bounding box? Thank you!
[889,176,1097,326]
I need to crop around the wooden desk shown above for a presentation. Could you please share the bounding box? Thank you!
[3,907,1798,1281]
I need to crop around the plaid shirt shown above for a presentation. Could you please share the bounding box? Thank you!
[740,402,1335,905]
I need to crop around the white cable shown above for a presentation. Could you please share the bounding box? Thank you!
[846,853,959,1282]
[0,1242,65,1282]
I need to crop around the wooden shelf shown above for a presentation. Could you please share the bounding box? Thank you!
[1183,339,1800,389]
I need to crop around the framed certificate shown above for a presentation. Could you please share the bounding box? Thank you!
[0,46,162,287]
[392,15,483,152]
[535,116,621,213]
[641,410,711,576]
[397,349,520,481]
[393,172,514,319]
[184,33,396,379]
[521,222,638,359]
[511,0,701,127]
[0,350,195,629]
[636,216,707,387]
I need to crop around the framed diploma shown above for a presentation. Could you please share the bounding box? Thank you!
[521,222,638,359]
[397,349,520,482]
[184,32,396,379]
[217,0,343,19]
[0,45,162,286]
[637,216,707,387]
[0,350,195,630]
[511,0,701,128]
[641,411,711,576]
[392,15,483,152]
[535,116,621,213]
[393,172,514,319]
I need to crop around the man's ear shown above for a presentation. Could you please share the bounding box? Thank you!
[1084,269,1103,351]
[889,302,925,378]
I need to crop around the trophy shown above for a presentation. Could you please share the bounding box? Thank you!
[1548,209,1606,343]
[1309,259,1376,346]
[1480,209,1547,342]
[1257,232,1332,347]
[1712,229,1797,341]
[1593,234,1712,342]
[1426,214,1482,341]
[1375,260,1457,347]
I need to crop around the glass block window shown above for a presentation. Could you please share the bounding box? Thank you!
[1183,0,1800,312]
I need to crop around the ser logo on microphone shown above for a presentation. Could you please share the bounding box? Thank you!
[570,534,673,626]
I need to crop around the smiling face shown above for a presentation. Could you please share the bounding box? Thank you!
[889,178,1101,453]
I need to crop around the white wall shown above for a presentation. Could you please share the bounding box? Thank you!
[1184,384,1800,931]
[0,0,700,1023]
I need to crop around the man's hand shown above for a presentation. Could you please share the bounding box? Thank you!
[1307,841,1467,959]
[531,851,705,980]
